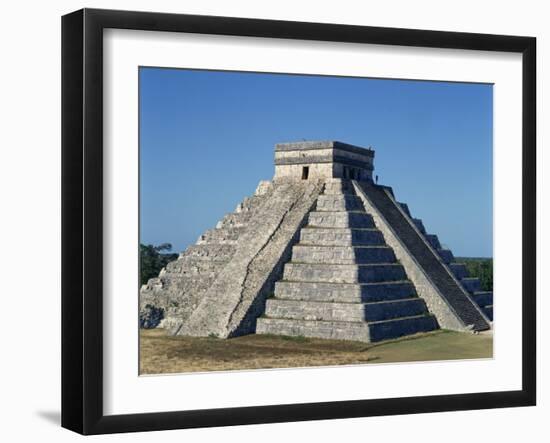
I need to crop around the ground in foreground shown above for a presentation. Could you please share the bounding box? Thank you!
[140,328,492,375]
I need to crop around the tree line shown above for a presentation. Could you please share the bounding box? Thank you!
[140,243,178,285]
[459,257,493,291]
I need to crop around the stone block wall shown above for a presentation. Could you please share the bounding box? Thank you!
[175,180,324,338]
[139,182,272,331]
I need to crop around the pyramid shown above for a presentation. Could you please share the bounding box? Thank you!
[140,141,491,342]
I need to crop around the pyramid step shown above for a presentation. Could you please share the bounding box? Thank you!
[256,315,438,343]
[461,277,481,293]
[398,202,412,217]
[196,226,244,245]
[472,291,493,307]
[216,212,248,229]
[412,218,427,234]
[483,305,493,321]
[307,211,375,229]
[180,244,236,261]
[274,281,417,303]
[368,315,438,342]
[316,194,364,211]
[425,234,442,250]
[283,263,407,283]
[438,249,455,264]
[291,245,396,264]
[357,183,489,332]
[449,263,469,279]
[165,259,228,276]
[323,179,355,195]
[256,317,372,341]
[265,298,428,322]
[234,195,262,213]
[300,227,385,246]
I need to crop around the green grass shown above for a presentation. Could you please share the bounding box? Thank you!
[279,334,308,342]
[361,329,492,363]
[140,328,492,374]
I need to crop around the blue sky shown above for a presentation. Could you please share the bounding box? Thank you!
[140,67,493,257]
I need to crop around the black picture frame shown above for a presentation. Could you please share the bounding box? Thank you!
[61,8,536,435]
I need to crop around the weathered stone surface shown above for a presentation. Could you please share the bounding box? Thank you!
[407,216,492,323]
[255,180,272,196]
[177,244,236,262]
[307,211,375,229]
[368,315,438,342]
[257,177,438,342]
[299,227,385,246]
[196,226,244,245]
[323,179,355,195]
[175,181,324,337]
[291,245,395,264]
[265,298,428,322]
[385,211,489,318]
[256,317,373,341]
[273,281,416,303]
[316,194,364,211]
[139,187,268,329]
[256,315,438,343]
[283,262,407,284]
[274,141,374,182]
[354,182,490,332]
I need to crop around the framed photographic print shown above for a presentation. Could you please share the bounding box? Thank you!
[61,8,536,435]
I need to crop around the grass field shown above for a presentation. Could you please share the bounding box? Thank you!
[140,328,493,375]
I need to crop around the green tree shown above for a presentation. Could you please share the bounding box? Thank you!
[140,243,178,285]
[461,258,493,291]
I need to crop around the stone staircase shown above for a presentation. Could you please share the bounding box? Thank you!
[411,216,493,321]
[256,179,438,342]
[357,183,490,331]
[140,188,268,330]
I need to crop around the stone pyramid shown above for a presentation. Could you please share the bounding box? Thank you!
[140,141,491,342]
[255,179,438,342]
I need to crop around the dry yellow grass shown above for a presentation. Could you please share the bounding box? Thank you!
[140,328,493,375]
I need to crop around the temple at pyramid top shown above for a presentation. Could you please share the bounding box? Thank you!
[274,140,375,181]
